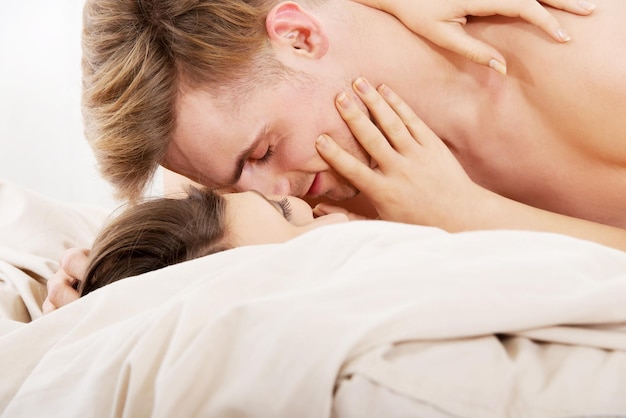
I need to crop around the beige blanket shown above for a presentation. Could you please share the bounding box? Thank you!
[1,180,625,418]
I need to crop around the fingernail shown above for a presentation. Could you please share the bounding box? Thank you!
[378,84,392,99]
[316,134,330,150]
[556,27,571,42]
[488,59,507,76]
[578,0,596,11]
[337,93,352,110]
[354,78,370,94]
[312,205,327,216]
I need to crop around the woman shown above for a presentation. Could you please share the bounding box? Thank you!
[79,188,350,296]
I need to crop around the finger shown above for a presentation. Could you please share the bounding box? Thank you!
[424,24,508,74]
[46,274,80,309]
[335,91,398,168]
[315,133,382,194]
[60,248,90,281]
[537,0,596,15]
[44,247,90,310]
[312,203,349,216]
[463,0,579,43]
[351,78,423,153]
[377,84,445,151]
[514,0,573,42]
[313,203,369,221]
[42,299,56,315]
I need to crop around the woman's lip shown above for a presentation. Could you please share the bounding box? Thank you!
[306,173,321,197]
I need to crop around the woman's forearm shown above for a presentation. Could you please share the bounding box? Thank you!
[447,185,626,252]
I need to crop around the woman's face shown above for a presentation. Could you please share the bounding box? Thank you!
[223,191,349,246]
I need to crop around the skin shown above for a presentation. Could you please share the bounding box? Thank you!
[316,80,626,252]
[167,78,366,201]
[226,191,350,245]
[356,0,597,74]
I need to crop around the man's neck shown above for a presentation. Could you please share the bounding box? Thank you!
[330,1,492,144]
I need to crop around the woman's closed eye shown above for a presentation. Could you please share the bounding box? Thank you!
[274,197,292,220]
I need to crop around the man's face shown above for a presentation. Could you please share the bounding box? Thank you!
[167,76,369,200]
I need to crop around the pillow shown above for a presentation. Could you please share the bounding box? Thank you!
[0,179,110,321]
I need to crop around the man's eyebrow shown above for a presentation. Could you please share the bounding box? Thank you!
[224,124,267,187]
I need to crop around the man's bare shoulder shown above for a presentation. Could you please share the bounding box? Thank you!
[489,1,626,164]
[555,0,626,87]
[462,1,626,226]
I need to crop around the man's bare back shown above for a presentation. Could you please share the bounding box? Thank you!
[462,4,625,227]
[371,0,626,228]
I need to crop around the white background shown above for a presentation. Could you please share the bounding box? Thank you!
[0,0,127,209]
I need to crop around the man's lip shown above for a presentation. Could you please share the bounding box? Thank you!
[305,173,321,197]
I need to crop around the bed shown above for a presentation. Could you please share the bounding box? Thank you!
[1,178,625,418]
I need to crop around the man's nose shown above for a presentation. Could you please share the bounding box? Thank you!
[236,166,291,196]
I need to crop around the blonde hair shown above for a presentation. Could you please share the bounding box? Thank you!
[82,0,289,201]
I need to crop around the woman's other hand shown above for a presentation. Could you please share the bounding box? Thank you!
[353,0,595,75]
[42,248,89,314]
[312,203,371,221]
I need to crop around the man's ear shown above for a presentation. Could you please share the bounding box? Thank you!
[266,1,329,60]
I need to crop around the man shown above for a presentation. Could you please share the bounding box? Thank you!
[159,0,625,230]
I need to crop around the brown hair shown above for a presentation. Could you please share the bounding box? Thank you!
[79,187,229,296]
[81,0,290,202]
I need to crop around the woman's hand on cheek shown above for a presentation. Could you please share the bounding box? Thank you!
[316,78,485,229]
[354,0,595,75]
